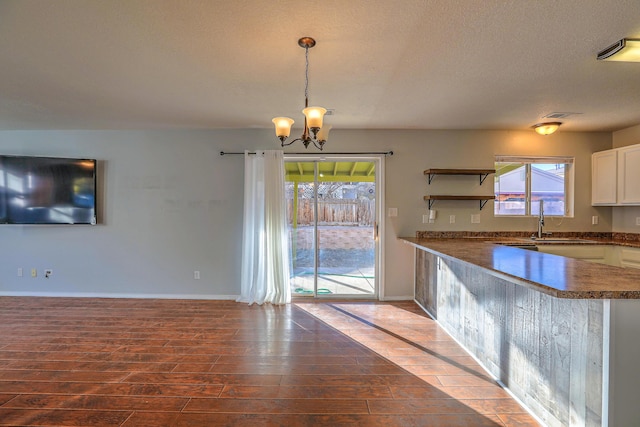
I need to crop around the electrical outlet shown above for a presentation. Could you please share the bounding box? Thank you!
[449,215,455,224]
[194,270,200,280]
[17,268,23,277]
[636,217,640,226]
[471,214,480,224]
[422,214,429,224]
[592,216,599,225]
[44,269,52,279]
[31,268,37,278]
[388,208,398,217]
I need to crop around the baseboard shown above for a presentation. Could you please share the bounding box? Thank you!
[0,291,414,303]
[379,294,414,301]
[0,291,240,300]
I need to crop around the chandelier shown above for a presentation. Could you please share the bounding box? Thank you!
[272,37,331,150]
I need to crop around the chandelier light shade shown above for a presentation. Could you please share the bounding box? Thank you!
[273,37,329,150]
[532,122,562,136]
[316,124,332,143]
[272,117,295,140]
[597,38,640,62]
[302,106,327,130]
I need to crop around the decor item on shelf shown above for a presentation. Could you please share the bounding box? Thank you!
[597,38,640,62]
[272,37,331,150]
[532,122,562,136]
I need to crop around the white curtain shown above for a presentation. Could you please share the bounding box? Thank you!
[237,150,291,305]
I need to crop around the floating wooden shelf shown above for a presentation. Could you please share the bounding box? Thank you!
[424,195,495,210]
[424,168,496,185]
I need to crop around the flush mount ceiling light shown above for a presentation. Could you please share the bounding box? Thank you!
[272,37,331,150]
[532,122,562,136]
[597,38,640,62]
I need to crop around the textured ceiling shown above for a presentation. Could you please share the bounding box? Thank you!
[1,0,640,132]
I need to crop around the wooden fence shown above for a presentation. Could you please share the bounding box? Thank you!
[287,199,375,226]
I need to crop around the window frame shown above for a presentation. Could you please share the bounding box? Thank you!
[494,156,574,218]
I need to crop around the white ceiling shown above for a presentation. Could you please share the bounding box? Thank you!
[1,0,640,132]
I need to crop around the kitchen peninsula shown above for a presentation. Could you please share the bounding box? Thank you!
[402,235,640,427]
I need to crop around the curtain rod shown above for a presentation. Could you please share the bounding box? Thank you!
[220,151,393,156]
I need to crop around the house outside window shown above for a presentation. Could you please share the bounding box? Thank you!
[494,156,574,217]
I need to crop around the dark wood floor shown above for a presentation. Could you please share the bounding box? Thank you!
[0,297,540,426]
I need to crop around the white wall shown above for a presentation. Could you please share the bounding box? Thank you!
[0,128,611,299]
[612,124,640,233]
[0,130,248,298]
[613,123,640,149]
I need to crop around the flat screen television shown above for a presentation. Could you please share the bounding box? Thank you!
[0,155,97,225]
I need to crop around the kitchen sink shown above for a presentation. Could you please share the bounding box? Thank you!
[504,244,539,251]
[498,237,598,249]
[526,237,596,243]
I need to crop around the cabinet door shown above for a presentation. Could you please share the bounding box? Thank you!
[592,149,617,205]
[620,247,640,269]
[618,145,640,205]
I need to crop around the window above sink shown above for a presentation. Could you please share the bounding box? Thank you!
[494,155,574,218]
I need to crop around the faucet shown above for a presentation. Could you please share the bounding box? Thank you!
[537,200,545,239]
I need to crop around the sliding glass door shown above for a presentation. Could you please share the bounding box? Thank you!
[285,156,382,298]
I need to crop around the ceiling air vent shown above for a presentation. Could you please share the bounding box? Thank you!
[542,112,581,119]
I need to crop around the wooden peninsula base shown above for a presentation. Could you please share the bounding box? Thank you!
[407,241,640,427]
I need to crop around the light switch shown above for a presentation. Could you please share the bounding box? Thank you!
[471,214,480,224]
[388,208,398,217]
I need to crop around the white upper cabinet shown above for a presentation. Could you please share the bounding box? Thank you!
[592,143,640,206]
[618,144,640,204]
[592,149,617,205]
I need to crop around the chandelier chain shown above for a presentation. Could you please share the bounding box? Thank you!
[304,46,309,102]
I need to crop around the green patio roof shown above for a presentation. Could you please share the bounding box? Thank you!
[285,161,375,183]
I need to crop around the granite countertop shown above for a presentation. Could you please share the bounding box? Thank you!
[401,236,640,299]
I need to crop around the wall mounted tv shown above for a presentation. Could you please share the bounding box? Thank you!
[0,155,97,225]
